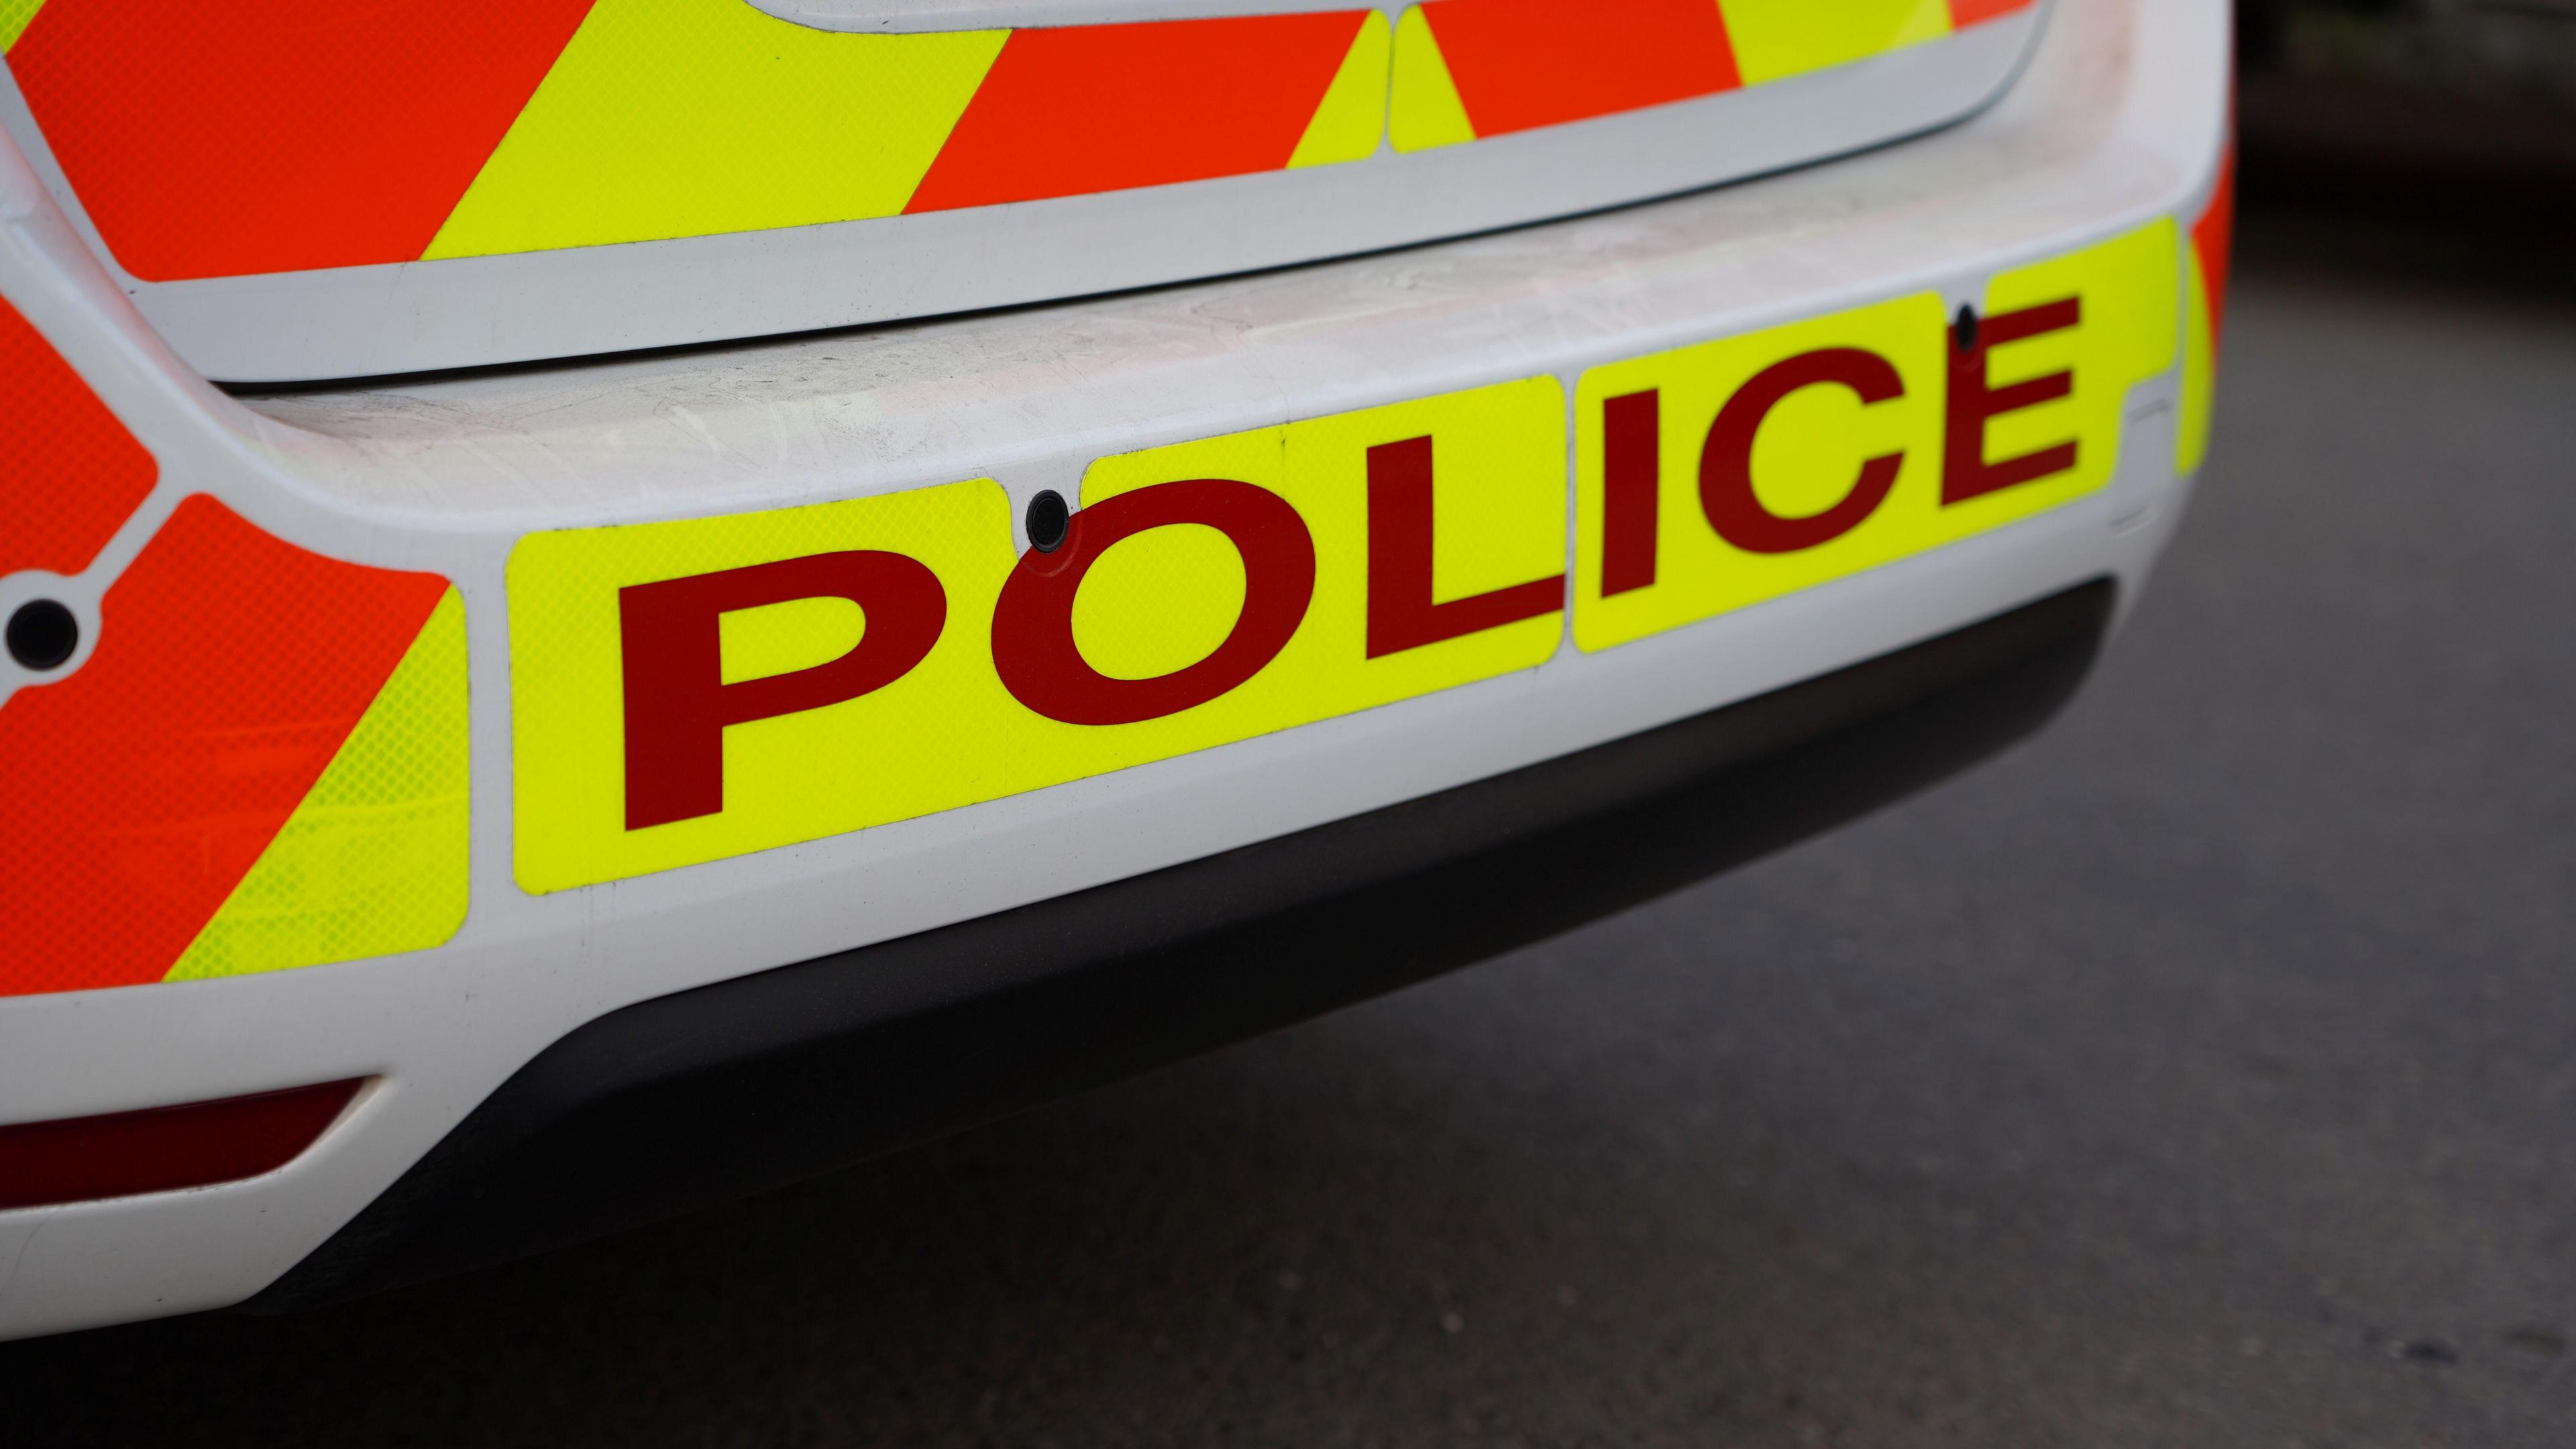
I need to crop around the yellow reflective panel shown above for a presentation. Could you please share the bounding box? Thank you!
[166,589,470,980]
[1981,219,2182,498]
[1389,5,1476,152]
[1078,375,1567,727]
[2178,251,2218,476]
[718,594,867,686]
[426,0,1006,258]
[511,377,1564,893]
[1572,220,2182,653]
[1288,11,1393,169]
[1716,0,1953,86]
[513,479,1011,893]
[1573,292,1949,653]
[1071,524,1248,680]
[0,0,46,52]
[511,221,2188,893]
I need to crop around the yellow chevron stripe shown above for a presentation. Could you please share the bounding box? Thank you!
[1717,0,1953,86]
[1388,5,1474,154]
[1,0,46,52]
[165,589,470,981]
[424,0,1005,260]
[1287,11,1391,170]
[2178,250,2217,476]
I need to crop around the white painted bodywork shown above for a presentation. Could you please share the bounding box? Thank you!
[0,5,2043,382]
[0,0,2228,1337]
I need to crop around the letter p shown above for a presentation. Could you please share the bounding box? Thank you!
[619,552,945,830]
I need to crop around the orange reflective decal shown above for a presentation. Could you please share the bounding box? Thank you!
[7,1,2035,277]
[0,497,456,996]
[1948,0,2038,27]
[1405,0,1739,140]
[906,11,1375,212]
[2194,144,2238,345]
[7,0,597,280]
[0,294,155,576]
[2178,143,2237,476]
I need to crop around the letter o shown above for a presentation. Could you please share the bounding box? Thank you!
[1699,347,1907,555]
[992,478,1316,726]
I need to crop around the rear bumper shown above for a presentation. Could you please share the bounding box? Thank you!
[0,0,2229,1336]
[252,578,2114,1309]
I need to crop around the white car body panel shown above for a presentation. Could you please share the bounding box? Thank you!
[0,5,2045,382]
[0,0,2227,1338]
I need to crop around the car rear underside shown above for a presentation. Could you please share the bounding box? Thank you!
[0,0,2232,1336]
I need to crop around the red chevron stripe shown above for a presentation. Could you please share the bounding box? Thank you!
[9,0,596,280]
[906,11,1367,214]
[0,497,448,997]
[1,295,154,577]
[2194,144,2237,343]
[1949,0,2038,25]
[1421,0,1740,139]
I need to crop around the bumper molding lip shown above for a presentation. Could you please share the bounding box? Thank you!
[250,577,2115,1312]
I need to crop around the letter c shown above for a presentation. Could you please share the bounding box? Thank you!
[1699,347,1907,555]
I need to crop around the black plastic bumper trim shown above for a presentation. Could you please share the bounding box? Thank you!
[252,579,2116,1311]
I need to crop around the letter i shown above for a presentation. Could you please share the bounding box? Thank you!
[1601,390,1660,596]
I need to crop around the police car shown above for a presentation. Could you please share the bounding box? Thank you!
[0,0,2231,1335]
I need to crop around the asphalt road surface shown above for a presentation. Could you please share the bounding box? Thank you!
[11,207,2576,1447]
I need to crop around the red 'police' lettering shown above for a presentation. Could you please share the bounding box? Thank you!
[1364,435,1564,657]
[991,478,1316,726]
[1944,297,2081,504]
[1599,390,1661,597]
[621,551,947,830]
[1699,347,1907,555]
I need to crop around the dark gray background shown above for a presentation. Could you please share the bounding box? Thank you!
[12,113,2576,1449]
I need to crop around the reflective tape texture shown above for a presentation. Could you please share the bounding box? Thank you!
[1393,0,2006,148]
[4,209,2181,989]
[509,220,2179,893]
[1,293,154,577]
[0,301,470,998]
[5,213,2187,994]
[1574,223,2176,651]
[5,0,2035,280]
[2178,140,2236,477]
[511,378,1566,892]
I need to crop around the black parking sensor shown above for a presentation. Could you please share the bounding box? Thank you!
[1952,303,1980,354]
[7,599,80,672]
[1026,490,1070,554]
